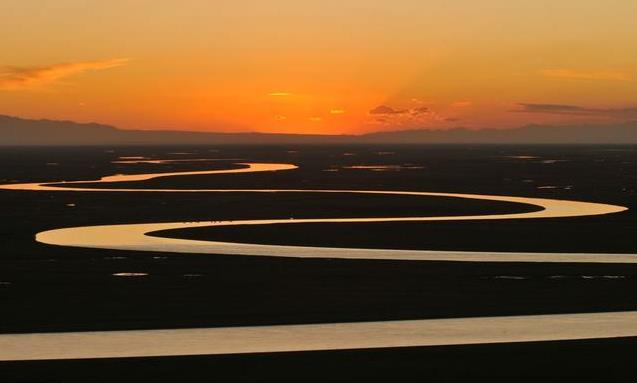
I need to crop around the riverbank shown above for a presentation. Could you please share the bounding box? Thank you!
[2,336,636,382]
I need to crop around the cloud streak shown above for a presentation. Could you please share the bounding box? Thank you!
[515,103,637,118]
[368,103,454,129]
[540,69,632,82]
[0,58,129,90]
[411,106,430,115]
[369,105,408,115]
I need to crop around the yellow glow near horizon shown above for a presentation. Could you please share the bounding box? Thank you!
[1,1,636,134]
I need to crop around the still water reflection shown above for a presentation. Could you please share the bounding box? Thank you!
[0,160,634,360]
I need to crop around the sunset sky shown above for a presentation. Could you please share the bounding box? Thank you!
[1,1,636,134]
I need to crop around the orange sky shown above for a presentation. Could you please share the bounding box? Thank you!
[1,1,636,134]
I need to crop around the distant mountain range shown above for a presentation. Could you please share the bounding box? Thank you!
[2,114,637,145]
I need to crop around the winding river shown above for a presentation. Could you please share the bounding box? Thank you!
[1,161,636,361]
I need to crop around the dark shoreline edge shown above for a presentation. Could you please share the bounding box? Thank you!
[1,145,636,381]
[2,336,637,382]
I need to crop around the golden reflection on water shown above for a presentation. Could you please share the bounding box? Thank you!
[0,161,628,262]
[3,311,637,361]
[1,160,635,361]
[0,162,297,191]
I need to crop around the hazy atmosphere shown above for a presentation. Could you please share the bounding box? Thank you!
[2,0,636,135]
[2,2,637,382]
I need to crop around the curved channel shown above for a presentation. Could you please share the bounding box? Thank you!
[34,188,631,263]
[1,161,635,361]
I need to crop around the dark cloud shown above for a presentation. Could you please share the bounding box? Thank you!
[411,106,430,115]
[369,105,408,115]
[514,103,637,118]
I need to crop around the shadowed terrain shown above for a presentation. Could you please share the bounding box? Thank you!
[1,144,636,381]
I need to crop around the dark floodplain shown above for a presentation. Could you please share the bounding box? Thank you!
[1,144,637,382]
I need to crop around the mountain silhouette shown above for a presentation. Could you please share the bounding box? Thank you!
[2,114,637,145]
